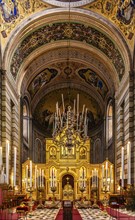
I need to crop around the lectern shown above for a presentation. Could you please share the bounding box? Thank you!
[63,200,73,220]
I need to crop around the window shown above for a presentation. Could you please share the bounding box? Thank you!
[23,101,29,143]
[106,100,113,145]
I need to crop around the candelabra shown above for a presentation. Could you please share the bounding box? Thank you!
[37,187,44,208]
[79,186,85,204]
[51,186,57,204]
[52,94,88,150]
[27,187,34,212]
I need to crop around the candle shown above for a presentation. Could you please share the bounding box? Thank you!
[106,161,108,180]
[6,141,10,184]
[35,165,37,188]
[82,104,85,120]
[110,165,112,190]
[13,147,17,187]
[0,147,2,168]
[102,165,104,178]
[92,170,93,187]
[56,102,58,117]
[26,165,28,188]
[121,147,124,188]
[77,94,79,130]
[97,170,98,188]
[37,169,39,187]
[95,169,96,187]
[30,160,32,187]
[39,168,41,187]
[61,94,65,114]
[42,169,44,187]
[127,142,131,185]
[73,99,76,116]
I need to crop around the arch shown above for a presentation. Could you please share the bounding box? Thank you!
[2,8,132,93]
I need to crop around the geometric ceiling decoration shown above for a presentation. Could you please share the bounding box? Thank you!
[33,87,102,135]
[78,68,108,99]
[10,22,125,81]
[28,68,58,99]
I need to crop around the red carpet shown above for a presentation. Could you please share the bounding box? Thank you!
[107,207,135,220]
[55,208,82,220]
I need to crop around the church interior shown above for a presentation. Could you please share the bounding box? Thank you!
[0,0,135,219]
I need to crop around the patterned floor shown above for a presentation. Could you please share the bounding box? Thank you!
[18,207,135,220]
[78,208,116,220]
[18,208,116,220]
[19,209,59,220]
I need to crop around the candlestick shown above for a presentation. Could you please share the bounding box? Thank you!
[30,160,32,188]
[121,147,124,188]
[6,141,10,184]
[13,147,17,187]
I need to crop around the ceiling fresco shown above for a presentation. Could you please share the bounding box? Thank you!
[78,68,108,99]
[0,0,134,44]
[28,68,58,99]
[27,61,109,101]
[33,88,102,135]
[10,22,125,81]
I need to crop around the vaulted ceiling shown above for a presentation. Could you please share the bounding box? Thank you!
[1,0,134,133]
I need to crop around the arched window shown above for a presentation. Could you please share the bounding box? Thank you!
[23,101,29,143]
[106,100,113,145]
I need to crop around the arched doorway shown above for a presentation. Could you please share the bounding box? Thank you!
[62,174,74,201]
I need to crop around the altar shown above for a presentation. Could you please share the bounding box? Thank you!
[22,137,114,201]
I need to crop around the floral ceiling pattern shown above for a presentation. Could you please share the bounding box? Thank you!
[10,22,125,81]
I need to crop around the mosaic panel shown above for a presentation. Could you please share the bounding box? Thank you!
[78,68,108,99]
[28,68,58,99]
[10,22,125,81]
[0,0,19,22]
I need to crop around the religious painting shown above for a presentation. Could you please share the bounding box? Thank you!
[28,68,58,99]
[49,146,56,159]
[116,0,135,24]
[61,146,75,159]
[79,147,86,159]
[0,0,19,22]
[78,68,108,99]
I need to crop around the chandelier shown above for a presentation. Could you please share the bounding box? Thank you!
[52,1,88,149]
[52,94,88,149]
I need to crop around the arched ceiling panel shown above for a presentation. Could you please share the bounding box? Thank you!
[10,21,125,82]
